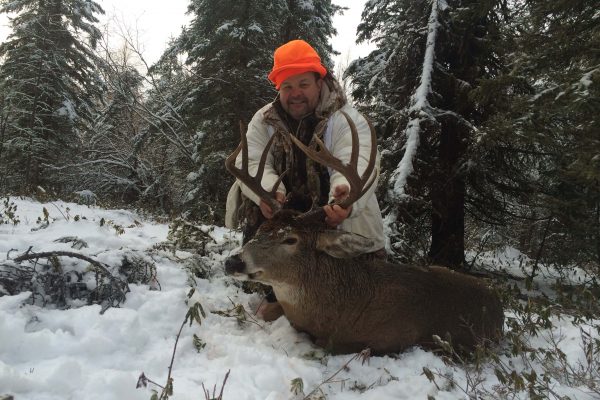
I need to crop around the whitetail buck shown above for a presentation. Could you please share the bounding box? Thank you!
[225,112,504,354]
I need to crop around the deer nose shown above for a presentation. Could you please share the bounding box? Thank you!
[225,255,246,275]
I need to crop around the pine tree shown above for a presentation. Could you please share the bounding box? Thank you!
[170,0,278,222]
[347,0,511,268]
[0,0,104,193]
[478,0,600,269]
[155,0,341,223]
[276,0,342,70]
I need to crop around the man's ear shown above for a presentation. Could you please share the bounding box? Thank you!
[316,230,375,258]
[315,73,323,88]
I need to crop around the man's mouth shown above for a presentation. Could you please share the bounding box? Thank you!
[289,98,307,106]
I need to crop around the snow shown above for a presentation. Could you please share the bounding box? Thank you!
[56,99,78,122]
[0,198,599,399]
[216,22,234,35]
[186,171,199,182]
[410,0,442,113]
[388,0,443,201]
[578,68,597,95]
[390,118,420,200]
[248,23,264,34]
[297,1,316,12]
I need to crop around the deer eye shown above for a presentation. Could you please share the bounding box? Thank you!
[282,237,298,245]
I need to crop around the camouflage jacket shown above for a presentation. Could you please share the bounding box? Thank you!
[226,74,385,252]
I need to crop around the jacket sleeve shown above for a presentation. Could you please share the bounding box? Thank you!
[328,105,381,218]
[235,109,286,206]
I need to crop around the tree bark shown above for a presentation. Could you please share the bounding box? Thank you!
[429,178,466,269]
[428,119,466,269]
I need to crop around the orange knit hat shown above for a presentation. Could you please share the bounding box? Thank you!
[268,40,327,89]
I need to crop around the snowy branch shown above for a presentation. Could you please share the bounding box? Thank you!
[389,0,444,201]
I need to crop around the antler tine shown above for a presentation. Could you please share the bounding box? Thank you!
[225,123,284,213]
[289,111,378,211]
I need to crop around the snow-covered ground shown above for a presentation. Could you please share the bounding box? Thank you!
[0,198,598,400]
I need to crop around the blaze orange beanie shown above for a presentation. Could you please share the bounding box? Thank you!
[268,40,327,89]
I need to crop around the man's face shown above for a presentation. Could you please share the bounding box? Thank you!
[279,72,323,120]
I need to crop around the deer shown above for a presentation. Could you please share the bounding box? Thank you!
[224,112,504,355]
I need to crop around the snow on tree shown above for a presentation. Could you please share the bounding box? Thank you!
[152,0,340,223]
[476,0,600,269]
[0,0,105,193]
[276,0,342,70]
[347,0,511,268]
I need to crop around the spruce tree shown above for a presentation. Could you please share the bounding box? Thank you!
[347,0,510,268]
[0,0,104,193]
[276,0,342,70]
[478,0,600,269]
[156,0,340,223]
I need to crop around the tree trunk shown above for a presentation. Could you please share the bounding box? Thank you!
[428,119,466,269]
[429,178,465,269]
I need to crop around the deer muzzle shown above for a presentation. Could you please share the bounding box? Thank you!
[224,254,263,281]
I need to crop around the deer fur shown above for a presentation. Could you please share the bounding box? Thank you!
[225,210,504,355]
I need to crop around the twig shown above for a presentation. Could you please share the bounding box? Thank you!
[15,250,109,273]
[49,201,68,221]
[303,348,370,399]
[6,248,18,259]
[531,216,553,282]
[159,313,188,400]
[211,297,264,329]
[136,372,165,390]
[201,370,231,400]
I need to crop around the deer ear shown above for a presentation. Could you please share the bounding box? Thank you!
[316,230,375,258]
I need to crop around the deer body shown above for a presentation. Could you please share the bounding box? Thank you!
[226,214,504,355]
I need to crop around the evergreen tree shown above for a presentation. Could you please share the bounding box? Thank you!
[156,0,340,223]
[152,0,277,222]
[347,0,510,268]
[276,0,342,70]
[478,0,600,269]
[0,0,104,193]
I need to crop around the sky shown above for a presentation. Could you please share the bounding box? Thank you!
[1,197,598,399]
[0,0,374,70]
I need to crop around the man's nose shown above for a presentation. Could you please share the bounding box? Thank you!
[289,87,304,98]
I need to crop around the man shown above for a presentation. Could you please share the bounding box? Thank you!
[226,39,385,319]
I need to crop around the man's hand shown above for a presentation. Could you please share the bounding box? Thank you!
[259,191,285,219]
[324,184,352,227]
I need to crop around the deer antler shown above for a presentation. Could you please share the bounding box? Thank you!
[225,121,287,214]
[290,111,378,223]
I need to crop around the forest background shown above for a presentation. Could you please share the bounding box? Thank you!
[0,0,599,398]
[0,0,600,274]
[2,0,597,272]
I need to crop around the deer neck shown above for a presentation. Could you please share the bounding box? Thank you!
[271,255,375,331]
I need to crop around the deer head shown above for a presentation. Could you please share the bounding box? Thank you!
[225,209,377,286]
